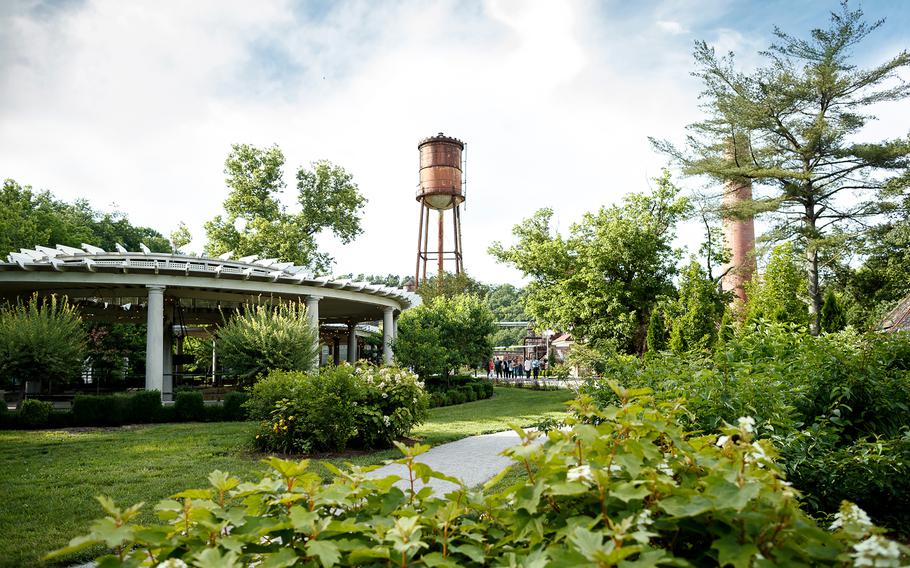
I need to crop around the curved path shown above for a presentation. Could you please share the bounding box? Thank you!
[367,429,542,495]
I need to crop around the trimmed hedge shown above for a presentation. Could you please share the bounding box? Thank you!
[175,391,206,422]
[1,389,250,429]
[19,399,52,427]
[424,376,494,408]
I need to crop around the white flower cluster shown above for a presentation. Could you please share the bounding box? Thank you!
[830,502,873,531]
[382,415,391,427]
[156,560,188,568]
[567,464,594,484]
[745,441,770,468]
[656,460,673,477]
[635,509,653,532]
[737,416,755,434]
[851,535,901,567]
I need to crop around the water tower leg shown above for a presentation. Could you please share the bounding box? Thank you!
[422,205,430,282]
[437,209,444,277]
[415,203,425,287]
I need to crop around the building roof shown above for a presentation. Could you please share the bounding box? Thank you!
[881,293,910,333]
[1,243,420,323]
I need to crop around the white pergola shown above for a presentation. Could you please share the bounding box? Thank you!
[1,244,419,399]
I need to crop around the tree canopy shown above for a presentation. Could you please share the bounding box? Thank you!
[204,144,366,274]
[653,2,910,334]
[490,171,689,353]
[394,294,496,379]
[0,179,171,255]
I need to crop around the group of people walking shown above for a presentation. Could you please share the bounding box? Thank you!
[490,356,542,380]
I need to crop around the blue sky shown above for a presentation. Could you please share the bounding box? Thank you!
[1,0,907,283]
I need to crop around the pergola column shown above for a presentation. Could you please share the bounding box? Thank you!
[332,336,341,365]
[347,322,358,363]
[145,285,165,396]
[382,306,395,364]
[306,295,322,368]
[393,312,399,339]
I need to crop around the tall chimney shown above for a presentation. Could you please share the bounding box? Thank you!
[721,174,756,304]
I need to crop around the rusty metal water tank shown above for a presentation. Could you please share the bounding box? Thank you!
[417,133,464,210]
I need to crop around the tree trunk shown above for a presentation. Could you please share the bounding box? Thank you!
[806,246,821,335]
[804,189,822,336]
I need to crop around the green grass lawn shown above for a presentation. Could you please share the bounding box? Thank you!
[0,387,571,566]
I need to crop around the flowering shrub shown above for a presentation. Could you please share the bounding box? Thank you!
[48,384,909,567]
[248,363,428,453]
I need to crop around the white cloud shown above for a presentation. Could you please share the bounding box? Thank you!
[1,0,905,286]
[656,20,686,34]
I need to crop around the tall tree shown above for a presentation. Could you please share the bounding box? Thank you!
[744,242,808,326]
[0,179,171,255]
[490,171,688,353]
[668,261,724,353]
[204,144,366,273]
[653,2,910,334]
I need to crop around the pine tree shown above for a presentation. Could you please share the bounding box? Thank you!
[654,3,910,335]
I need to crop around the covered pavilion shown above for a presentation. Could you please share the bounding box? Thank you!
[1,244,420,400]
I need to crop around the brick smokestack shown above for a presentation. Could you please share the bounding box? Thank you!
[721,175,757,304]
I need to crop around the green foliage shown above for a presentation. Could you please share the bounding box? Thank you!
[846,213,910,328]
[668,261,723,353]
[174,391,206,422]
[820,289,848,333]
[490,170,689,353]
[645,308,668,354]
[249,364,429,453]
[0,294,87,390]
[583,325,910,533]
[744,242,808,325]
[0,179,171,256]
[72,394,127,426]
[18,399,52,427]
[653,4,910,333]
[85,323,146,384]
[221,391,249,421]
[423,376,494,408]
[395,294,496,378]
[416,271,489,303]
[204,144,366,273]
[51,387,910,567]
[168,221,192,253]
[217,302,317,382]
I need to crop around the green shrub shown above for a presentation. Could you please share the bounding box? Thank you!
[125,390,162,423]
[19,399,52,427]
[72,394,126,426]
[582,324,910,533]
[48,410,73,428]
[203,403,223,422]
[0,294,88,391]
[49,386,910,566]
[156,404,177,424]
[250,363,428,453]
[175,391,205,422]
[244,371,303,421]
[221,391,249,421]
[217,302,318,382]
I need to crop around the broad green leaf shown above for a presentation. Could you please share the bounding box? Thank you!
[306,540,341,567]
[712,534,759,568]
[610,481,651,503]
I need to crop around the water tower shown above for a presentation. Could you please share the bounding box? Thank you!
[414,133,465,287]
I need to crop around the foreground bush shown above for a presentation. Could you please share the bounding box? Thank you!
[248,363,428,453]
[48,385,909,566]
[217,302,318,382]
[582,324,910,534]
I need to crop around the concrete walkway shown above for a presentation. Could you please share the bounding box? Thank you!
[367,429,542,495]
